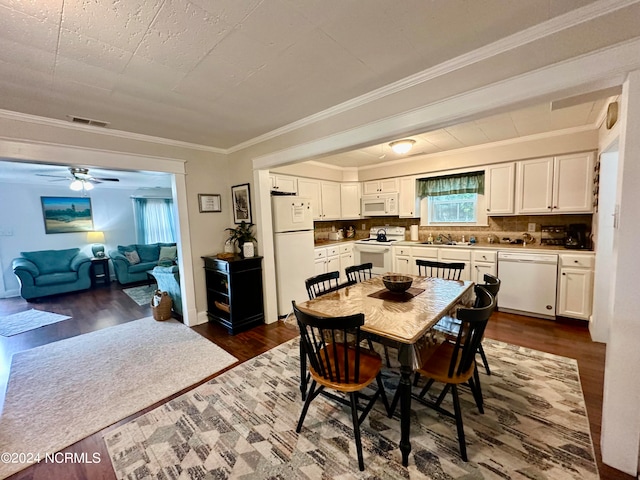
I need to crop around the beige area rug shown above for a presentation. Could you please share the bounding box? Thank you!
[0,317,238,479]
[0,309,71,336]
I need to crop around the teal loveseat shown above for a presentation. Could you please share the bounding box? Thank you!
[109,243,177,285]
[12,248,92,301]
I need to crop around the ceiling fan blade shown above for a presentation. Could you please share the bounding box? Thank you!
[92,177,120,182]
[35,173,69,179]
[87,178,103,184]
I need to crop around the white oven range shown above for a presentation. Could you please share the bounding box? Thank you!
[354,226,406,275]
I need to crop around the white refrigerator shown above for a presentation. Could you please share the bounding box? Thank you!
[272,196,315,317]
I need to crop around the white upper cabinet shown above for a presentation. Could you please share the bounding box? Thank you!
[298,178,341,220]
[516,153,593,214]
[552,153,594,213]
[340,183,361,219]
[485,163,515,215]
[363,178,399,195]
[269,174,298,194]
[398,176,418,218]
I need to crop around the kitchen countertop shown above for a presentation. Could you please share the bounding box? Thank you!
[393,240,594,254]
[313,238,361,247]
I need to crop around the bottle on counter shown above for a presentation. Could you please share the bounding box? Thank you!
[461,235,466,243]
[427,233,433,244]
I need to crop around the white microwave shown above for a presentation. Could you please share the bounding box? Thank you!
[361,193,398,216]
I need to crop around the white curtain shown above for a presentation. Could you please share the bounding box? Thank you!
[133,198,176,244]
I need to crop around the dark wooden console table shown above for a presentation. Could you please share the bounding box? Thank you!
[202,255,264,335]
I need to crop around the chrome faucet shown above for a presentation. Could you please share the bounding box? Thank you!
[440,233,454,244]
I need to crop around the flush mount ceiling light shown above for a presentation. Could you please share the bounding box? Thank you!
[389,139,415,155]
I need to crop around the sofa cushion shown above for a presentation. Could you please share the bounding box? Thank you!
[124,250,141,265]
[35,272,78,286]
[118,244,137,254]
[159,245,177,261]
[137,244,160,263]
[22,248,79,275]
[128,261,158,274]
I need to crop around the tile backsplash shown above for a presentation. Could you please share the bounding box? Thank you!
[314,214,592,246]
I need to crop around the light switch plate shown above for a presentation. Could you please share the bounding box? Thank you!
[528,223,536,232]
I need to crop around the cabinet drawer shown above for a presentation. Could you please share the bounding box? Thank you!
[339,243,353,254]
[439,248,471,261]
[395,246,412,256]
[327,246,340,257]
[314,248,327,260]
[411,246,438,258]
[472,250,497,263]
[560,254,594,268]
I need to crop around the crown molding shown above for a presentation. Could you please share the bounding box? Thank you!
[0,109,226,154]
[232,0,638,154]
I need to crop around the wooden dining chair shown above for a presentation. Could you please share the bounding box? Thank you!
[345,262,373,284]
[292,301,390,471]
[416,259,465,279]
[392,285,496,462]
[305,271,341,299]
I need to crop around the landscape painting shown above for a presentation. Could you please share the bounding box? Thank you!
[41,197,94,234]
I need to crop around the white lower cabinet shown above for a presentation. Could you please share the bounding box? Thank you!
[339,244,354,283]
[393,245,413,274]
[471,250,497,284]
[438,248,472,281]
[411,246,439,275]
[557,253,594,319]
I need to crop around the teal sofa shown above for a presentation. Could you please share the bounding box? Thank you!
[109,242,177,285]
[150,265,182,316]
[12,248,92,301]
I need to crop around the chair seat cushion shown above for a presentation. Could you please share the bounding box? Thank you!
[35,272,78,286]
[310,344,382,392]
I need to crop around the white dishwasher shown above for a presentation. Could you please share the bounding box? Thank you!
[497,251,558,320]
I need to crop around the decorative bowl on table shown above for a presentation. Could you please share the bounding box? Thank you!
[382,275,413,293]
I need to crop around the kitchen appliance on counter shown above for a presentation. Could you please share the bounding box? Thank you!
[497,251,558,319]
[541,225,566,246]
[354,226,405,275]
[272,196,315,317]
[565,223,590,249]
[361,193,398,216]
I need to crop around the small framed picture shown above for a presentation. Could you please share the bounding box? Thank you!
[198,194,222,213]
[231,183,252,224]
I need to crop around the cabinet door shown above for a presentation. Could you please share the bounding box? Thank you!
[379,178,399,193]
[395,256,411,274]
[321,182,342,220]
[472,262,496,284]
[558,268,593,319]
[516,157,554,214]
[486,163,515,215]
[269,174,297,194]
[552,153,594,213]
[363,181,381,195]
[399,176,418,217]
[339,252,354,282]
[314,258,327,276]
[326,255,340,274]
[340,183,361,219]
[298,178,323,220]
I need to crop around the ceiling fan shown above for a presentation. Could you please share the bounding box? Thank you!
[36,167,120,190]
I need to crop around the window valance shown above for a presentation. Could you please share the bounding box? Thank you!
[416,171,485,197]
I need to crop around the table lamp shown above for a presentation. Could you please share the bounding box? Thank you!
[87,231,106,257]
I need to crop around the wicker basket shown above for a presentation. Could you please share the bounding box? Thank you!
[151,290,173,321]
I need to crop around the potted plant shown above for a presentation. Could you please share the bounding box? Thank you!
[225,221,257,257]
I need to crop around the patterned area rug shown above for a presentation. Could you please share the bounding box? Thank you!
[104,338,599,479]
[122,284,156,306]
[0,309,71,336]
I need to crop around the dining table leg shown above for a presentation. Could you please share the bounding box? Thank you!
[398,344,413,467]
[300,341,307,400]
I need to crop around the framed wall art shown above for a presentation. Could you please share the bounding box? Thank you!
[41,196,94,234]
[231,183,252,224]
[198,193,222,213]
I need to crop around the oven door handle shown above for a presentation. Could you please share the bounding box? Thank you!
[356,246,390,254]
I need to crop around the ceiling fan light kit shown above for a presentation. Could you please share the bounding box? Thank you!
[389,139,415,155]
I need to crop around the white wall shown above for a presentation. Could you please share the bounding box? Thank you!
[0,181,138,296]
[600,70,640,476]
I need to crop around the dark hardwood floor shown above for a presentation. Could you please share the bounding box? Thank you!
[0,285,632,479]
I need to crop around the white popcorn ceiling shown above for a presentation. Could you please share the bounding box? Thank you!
[0,0,626,161]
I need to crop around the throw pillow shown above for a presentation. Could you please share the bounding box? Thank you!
[159,246,177,262]
[124,250,141,265]
[158,257,174,267]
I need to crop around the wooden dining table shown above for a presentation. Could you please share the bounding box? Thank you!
[296,274,474,467]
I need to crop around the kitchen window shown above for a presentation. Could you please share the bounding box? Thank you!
[417,171,487,226]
